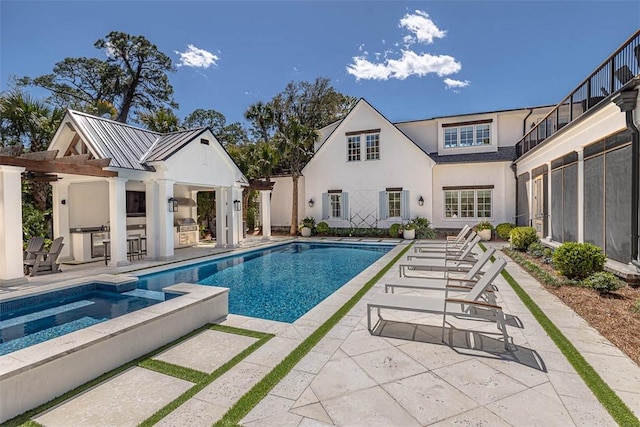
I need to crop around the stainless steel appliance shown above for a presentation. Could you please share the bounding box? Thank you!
[174,218,198,247]
[91,232,108,258]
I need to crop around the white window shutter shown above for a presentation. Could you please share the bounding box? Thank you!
[379,191,388,220]
[341,193,349,220]
[401,190,410,220]
[322,193,329,219]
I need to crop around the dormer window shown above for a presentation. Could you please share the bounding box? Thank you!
[442,120,492,148]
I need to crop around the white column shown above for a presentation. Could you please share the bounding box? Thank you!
[145,181,159,259]
[0,165,27,285]
[576,148,584,242]
[226,187,239,247]
[51,181,71,260]
[547,161,553,240]
[260,190,272,239]
[108,177,128,266]
[190,190,199,244]
[215,187,227,248]
[156,179,175,259]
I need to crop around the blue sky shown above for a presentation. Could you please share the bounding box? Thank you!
[1,1,639,127]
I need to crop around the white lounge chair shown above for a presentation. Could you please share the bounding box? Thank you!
[399,247,487,277]
[384,248,497,303]
[407,235,481,261]
[414,230,476,252]
[368,258,511,350]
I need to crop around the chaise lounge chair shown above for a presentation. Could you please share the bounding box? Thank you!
[368,258,512,349]
[407,235,481,261]
[24,237,64,276]
[414,230,475,252]
[384,248,497,302]
[398,243,487,277]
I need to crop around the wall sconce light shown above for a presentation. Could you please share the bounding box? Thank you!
[168,197,179,212]
[308,199,315,208]
[418,196,424,206]
[61,199,67,205]
[233,199,241,211]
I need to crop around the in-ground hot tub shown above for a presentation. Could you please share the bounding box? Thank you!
[0,276,228,423]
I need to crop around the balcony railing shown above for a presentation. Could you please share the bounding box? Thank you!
[516,30,640,158]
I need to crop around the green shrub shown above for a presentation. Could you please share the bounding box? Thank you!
[315,222,330,235]
[300,216,316,229]
[581,272,624,294]
[527,242,547,258]
[412,216,436,239]
[509,226,539,251]
[553,242,605,279]
[388,223,402,237]
[542,247,554,264]
[496,223,516,239]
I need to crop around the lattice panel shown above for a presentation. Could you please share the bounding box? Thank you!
[348,190,380,228]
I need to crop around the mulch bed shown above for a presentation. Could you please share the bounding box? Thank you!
[505,250,640,367]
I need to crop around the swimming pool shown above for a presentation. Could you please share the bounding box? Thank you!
[136,242,391,322]
[0,284,162,356]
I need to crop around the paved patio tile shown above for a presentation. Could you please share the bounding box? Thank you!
[292,386,320,409]
[396,340,472,370]
[485,384,576,426]
[430,406,511,426]
[431,359,528,405]
[352,346,428,384]
[194,361,270,408]
[309,358,377,401]
[271,369,316,401]
[34,367,192,427]
[295,350,332,374]
[322,386,420,427]
[290,402,334,424]
[561,394,617,426]
[241,394,296,425]
[312,336,344,355]
[297,417,334,426]
[154,398,226,427]
[547,370,594,398]
[617,390,640,418]
[339,329,394,357]
[242,336,301,368]
[382,371,478,425]
[153,329,258,373]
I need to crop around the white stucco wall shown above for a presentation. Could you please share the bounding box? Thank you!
[432,162,516,229]
[270,175,305,228]
[302,100,435,229]
[395,120,438,154]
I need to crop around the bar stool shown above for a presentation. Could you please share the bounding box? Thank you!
[139,236,147,258]
[103,239,111,265]
[126,236,140,261]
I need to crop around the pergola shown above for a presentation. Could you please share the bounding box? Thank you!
[0,148,115,285]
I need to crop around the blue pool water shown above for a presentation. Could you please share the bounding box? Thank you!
[0,284,162,355]
[136,242,391,323]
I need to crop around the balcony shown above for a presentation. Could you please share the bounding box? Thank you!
[516,30,640,158]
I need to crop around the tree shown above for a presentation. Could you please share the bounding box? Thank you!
[183,108,247,146]
[137,108,181,133]
[274,118,317,235]
[0,88,64,213]
[26,31,177,123]
[244,101,275,143]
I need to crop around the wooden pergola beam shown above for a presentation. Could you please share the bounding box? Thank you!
[0,156,117,177]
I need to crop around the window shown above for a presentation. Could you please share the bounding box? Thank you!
[387,191,401,218]
[347,136,361,162]
[366,133,380,160]
[444,188,492,218]
[330,193,341,218]
[443,122,492,148]
[346,129,380,162]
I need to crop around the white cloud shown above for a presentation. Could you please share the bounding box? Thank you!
[346,9,468,87]
[444,78,470,89]
[175,44,219,68]
[347,50,461,81]
[399,10,446,45]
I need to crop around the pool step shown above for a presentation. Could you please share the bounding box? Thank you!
[122,289,166,301]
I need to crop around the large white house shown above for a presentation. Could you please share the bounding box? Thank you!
[271,30,640,268]
[270,100,553,231]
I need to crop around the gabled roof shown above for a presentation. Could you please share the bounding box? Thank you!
[143,128,208,162]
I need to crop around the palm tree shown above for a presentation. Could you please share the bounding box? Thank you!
[275,118,317,235]
[137,108,181,133]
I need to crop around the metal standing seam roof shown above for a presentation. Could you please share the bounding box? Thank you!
[68,110,161,171]
[144,128,208,162]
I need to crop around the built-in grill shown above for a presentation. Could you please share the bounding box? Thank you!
[175,218,198,232]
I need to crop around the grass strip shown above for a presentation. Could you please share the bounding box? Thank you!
[138,359,208,384]
[2,324,212,427]
[215,244,413,426]
[138,327,273,427]
[482,243,640,426]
